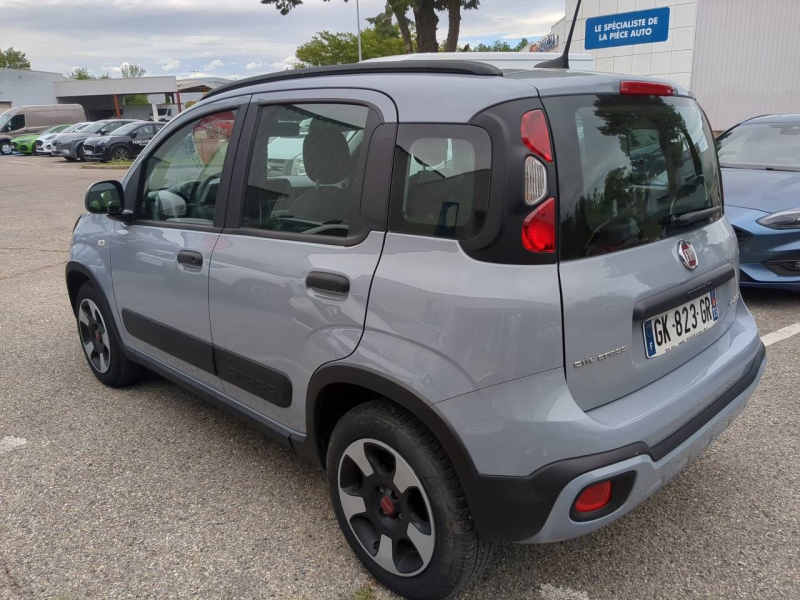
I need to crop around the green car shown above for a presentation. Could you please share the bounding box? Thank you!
[11,124,70,155]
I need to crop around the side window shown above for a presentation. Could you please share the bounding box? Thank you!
[137,109,237,225]
[242,103,371,239]
[389,125,491,240]
[8,114,25,131]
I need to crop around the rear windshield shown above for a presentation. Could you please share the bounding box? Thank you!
[545,95,721,260]
[716,122,800,171]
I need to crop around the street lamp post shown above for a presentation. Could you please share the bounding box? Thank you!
[356,0,363,61]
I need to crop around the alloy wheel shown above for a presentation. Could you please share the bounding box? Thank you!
[112,147,130,161]
[0,142,12,155]
[78,298,112,373]
[338,439,436,577]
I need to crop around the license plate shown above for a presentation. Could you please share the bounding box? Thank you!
[643,290,719,358]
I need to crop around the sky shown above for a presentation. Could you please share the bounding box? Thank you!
[0,0,566,80]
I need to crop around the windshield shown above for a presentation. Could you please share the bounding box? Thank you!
[111,122,142,136]
[545,95,722,260]
[716,122,800,170]
[63,122,90,133]
[81,122,110,134]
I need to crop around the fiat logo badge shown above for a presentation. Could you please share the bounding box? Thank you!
[677,240,698,270]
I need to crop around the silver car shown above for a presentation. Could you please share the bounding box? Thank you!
[66,62,766,600]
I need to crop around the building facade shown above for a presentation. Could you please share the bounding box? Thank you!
[547,0,800,129]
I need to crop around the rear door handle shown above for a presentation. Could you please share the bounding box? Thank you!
[177,250,203,267]
[306,271,350,295]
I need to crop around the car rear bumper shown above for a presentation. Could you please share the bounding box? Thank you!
[436,300,766,542]
[522,342,764,542]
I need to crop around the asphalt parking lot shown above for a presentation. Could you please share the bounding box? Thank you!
[1,155,799,600]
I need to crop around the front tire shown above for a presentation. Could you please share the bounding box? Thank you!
[75,282,140,387]
[110,145,131,162]
[77,144,86,161]
[327,400,492,600]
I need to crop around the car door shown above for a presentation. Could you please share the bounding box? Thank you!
[208,90,397,431]
[130,123,157,156]
[111,97,250,392]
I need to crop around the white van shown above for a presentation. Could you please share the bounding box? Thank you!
[0,104,86,154]
[363,51,596,71]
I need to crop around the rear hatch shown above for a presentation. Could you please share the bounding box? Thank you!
[544,92,739,411]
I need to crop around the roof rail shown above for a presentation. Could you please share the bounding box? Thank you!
[203,60,503,100]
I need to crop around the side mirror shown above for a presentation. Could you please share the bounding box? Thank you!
[130,132,137,139]
[85,180,124,215]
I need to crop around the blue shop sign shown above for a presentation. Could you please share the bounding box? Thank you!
[585,7,670,50]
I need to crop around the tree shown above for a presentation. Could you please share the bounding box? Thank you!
[69,68,94,80]
[0,47,31,70]
[468,38,529,53]
[260,0,479,56]
[296,27,407,68]
[121,63,146,78]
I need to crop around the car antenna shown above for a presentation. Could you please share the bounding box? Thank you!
[536,0,583,69]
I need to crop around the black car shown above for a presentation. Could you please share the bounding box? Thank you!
[83,122,165,162]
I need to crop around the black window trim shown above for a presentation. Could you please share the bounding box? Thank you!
[222,97,387,247]
[123,95,251,232]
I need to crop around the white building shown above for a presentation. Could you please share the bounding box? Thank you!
[544,0,800,130]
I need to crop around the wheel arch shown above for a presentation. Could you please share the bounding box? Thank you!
[299,363,492,523]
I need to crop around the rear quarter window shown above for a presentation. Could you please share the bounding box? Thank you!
[389,124,491,240]
[545,95,722,260]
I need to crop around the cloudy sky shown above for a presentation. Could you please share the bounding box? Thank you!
[0,0,565,80]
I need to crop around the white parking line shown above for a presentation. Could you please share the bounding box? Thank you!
[761,322,800,347]
[0,436,27,454]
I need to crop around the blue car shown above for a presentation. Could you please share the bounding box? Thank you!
[718,114,800,290]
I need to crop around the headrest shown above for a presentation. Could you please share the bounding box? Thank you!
[303,128,350,185]
[411,138,449,168]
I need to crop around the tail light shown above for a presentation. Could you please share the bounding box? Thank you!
[620,81,675,96]
[521,109,552,162]
[522,197,556,253]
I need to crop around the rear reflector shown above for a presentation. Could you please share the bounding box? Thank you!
[620,81,676,96]
[522,197,556,253]
[524,156,548,205]
[521,109,553,163]
[574,481,612,513]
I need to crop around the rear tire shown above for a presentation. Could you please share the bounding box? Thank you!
[75,282,140,387]
[0,141,12,155]
[327,400,492,600]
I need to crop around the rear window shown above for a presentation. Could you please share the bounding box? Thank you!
[545,95,721,260]
[389,124,491,240]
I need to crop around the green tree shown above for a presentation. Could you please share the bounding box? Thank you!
[260,0,479,56]
[467,38,529,52]
[0,47,31,69]
[69,67,94,80]
[296,27,407,68]
[121,63,147,78]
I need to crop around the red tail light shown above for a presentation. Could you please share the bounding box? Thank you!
[521,109,553,163]
[620,81,675,96]
[522,197,556,253]
[574,481,612,513]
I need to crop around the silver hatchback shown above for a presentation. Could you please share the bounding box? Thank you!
[67,61,765,600]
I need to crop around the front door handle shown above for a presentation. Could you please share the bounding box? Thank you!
[177,250,203,267]
[306,271,350,295]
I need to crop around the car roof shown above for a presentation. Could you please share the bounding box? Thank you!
[200,61,691,124]
[745,114,800,125]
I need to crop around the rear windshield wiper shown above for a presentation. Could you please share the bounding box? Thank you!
[669,206,722,228]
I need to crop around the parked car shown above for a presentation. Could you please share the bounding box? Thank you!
[84,121,165,162]
[0,104,86,155]
[52,119,139,161]
[10,124,71,155]
[717,114,800,290]
[67,62,766,600]
[36,122,92,155]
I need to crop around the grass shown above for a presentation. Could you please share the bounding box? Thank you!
[352,585,377,600]
[82,159,134,169]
